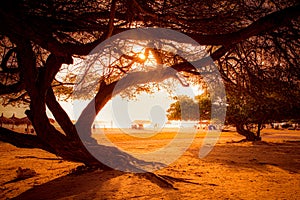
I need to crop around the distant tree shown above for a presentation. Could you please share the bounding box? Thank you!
[195,93,212,121]
[167,94,211,121]
[226,89,300,141]
[167,95,198,121]
[218,21,300,140]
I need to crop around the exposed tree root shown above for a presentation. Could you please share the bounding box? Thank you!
[0,127,164,172]
[0,127,201,190]
[227,139,249,143]
[15,156,63,161]
[69,166,200,190]
[138,172,178,190]
[0,127,56,153]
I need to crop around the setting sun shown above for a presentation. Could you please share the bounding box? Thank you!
[138,53,146,60]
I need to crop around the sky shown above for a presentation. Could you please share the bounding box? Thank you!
[0,67,203,130]
[44,39,206,128]
[0,42,205,128]
[58,83,202,128]
[0,80,202,129]
[0,104,28,118]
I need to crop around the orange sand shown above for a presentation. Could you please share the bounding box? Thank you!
[0,128,299,199]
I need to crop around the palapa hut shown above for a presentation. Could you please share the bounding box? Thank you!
[18,117,32,132]
[0,113,33,133]
[9,114,18,129]
[0,113,13,127]
[131,120,151,129]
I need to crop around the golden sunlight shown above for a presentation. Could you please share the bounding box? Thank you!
[138,53,146,60]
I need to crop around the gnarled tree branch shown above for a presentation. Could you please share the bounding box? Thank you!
[0,127,56,153]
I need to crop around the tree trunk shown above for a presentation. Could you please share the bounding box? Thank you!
[256,122,262,140]
[75,80,115,141]
[236,123,261,141]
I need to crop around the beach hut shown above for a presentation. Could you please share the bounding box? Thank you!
[1,113,34,133]
[196,120,210,129]
[131,120,151,129]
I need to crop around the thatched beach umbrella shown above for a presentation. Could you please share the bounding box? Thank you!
[9,114,19,129]
[0,113,34,133]
[0,113,13,127]
[19,117,33,133]
[18,117,31,125]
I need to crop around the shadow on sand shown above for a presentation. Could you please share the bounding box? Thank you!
[12,141,300,199]
[12,170,128,200]
[199,140,300,173]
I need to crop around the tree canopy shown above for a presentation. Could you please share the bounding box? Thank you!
[167,94,211,121]
[0,0,299,170]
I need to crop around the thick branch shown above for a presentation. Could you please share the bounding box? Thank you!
[0,82,24,95]
[46,88,78,138]
[38,54,73,94]
[2,4,298,60]
[76,67,178,138]
[189,4,300,46]
[105,0,117,39]
[1,47,19,73]
[14,38,65,141]
[0,127,56,153]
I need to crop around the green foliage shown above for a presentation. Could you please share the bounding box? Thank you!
[225,86,300,128]
[167,93,211,121]
[195,92,211,120]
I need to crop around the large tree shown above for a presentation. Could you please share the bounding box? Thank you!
[0,0,299,172]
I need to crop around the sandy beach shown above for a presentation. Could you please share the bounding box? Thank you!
[0,128,299,199]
